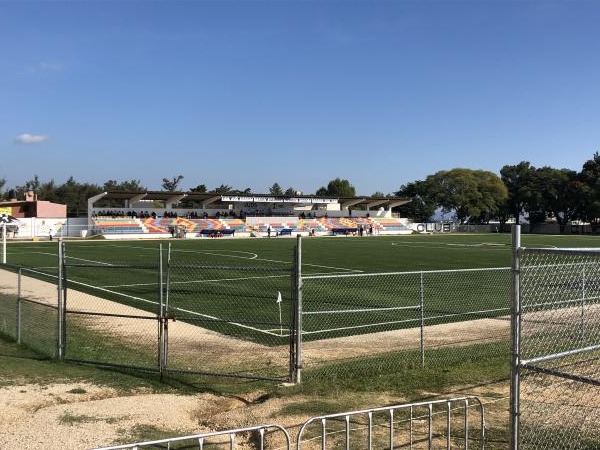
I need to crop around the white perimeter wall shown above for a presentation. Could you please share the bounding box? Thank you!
[9,217,87,239]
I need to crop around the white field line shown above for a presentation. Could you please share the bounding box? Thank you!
[302,317,421,336]
[59,247,307,337]
[304,305,420,315]
[446,243,506,247]
[67,278,283,337]
[74,244,362,274]
[104,243,259,259]
[102,271,355,289]
[304,266,510,280]
[29,244,369,338]
[391,242,510,251]
[30,251,117,266]
[102,273,290,288]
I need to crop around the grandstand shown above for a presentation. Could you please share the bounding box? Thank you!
[88,191,412,238]
[91,215,412,238]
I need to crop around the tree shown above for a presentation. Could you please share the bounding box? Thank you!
[211,184,233,194]
[14,175,42,200]
[161,175,184,192]
[315,187,327,197]
[284,187,297,196]
[228,187,252,194]
[500,162,536,225]
[316,178,356,197]
[189,184,207,193]
[578,152,600,233]
[371,191,387,198]
[395,181,437,222]
[37,179,60,203]
[269,183,284,196]
[424,168,507,224]
[54,176,103,217]
[11,175,105,214]
[103,179,145,192]
[474,170,511,223]
[535,167,579,233]
[15,175,65,204]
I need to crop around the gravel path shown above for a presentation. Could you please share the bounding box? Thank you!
[0,380,307,449]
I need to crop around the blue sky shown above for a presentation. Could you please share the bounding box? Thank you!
[1,0,599,196]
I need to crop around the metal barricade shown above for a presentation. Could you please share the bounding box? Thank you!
[91,424,292,450]
[296,396,485,449]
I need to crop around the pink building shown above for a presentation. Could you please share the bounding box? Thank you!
[0,191,66,219]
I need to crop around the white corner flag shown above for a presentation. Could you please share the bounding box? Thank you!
[276,291,283,335]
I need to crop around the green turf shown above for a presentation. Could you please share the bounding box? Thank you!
[3,233,600,345]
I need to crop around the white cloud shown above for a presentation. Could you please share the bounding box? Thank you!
[39,61,63,71]
[26,61,64,74]
[14,133,49,145]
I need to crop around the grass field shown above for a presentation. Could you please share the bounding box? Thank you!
[4,232,600,345]
[8,231,600,271]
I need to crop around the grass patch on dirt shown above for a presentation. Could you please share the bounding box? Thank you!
[1,333,510,399]
[275,399,349,417]
[0,337,188,393]
[284,342,510,401]
[116,424,197,447]
[59,411,122,426]
[1,333,513,447]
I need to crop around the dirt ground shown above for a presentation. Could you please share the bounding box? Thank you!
[0,269,515,449]
[0,380,513,450]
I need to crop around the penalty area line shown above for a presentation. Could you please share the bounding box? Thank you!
[67,279,280,337]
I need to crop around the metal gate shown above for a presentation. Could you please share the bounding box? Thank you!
[510,225,600,449]
[61,242,296,382]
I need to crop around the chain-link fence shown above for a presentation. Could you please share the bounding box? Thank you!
[2,238,514,386]
[299,267,511,378]
[0,266,59,358]
[161,243,295,380]
[511,227,600,449]
[60,243,295,381]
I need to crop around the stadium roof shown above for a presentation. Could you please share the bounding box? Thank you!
[89,191,411,209]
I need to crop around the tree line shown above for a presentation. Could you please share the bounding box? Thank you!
[396,153,600,233]
[1,153,599,232]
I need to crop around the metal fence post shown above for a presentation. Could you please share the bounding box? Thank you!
[580,263,586,342]
[510,224,521,450]
[420,271,425,367]
[57,239,66,360]
[17,267,22,344]
[1,222,6,264]
[294,235,303,384]
[158,244,167,378]
[164,244,171,375]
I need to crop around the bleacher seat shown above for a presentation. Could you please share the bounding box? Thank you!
[93,218,144,234]
[371,218,411,233]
